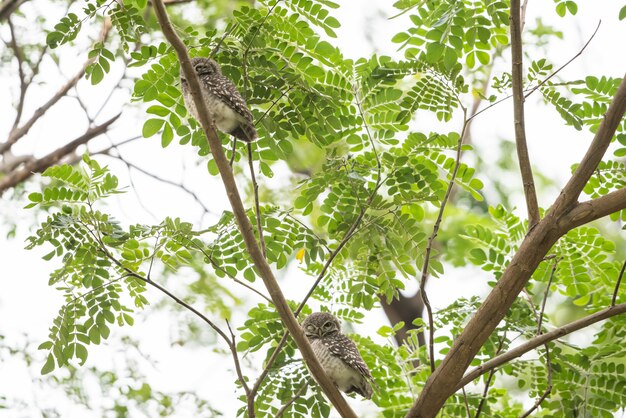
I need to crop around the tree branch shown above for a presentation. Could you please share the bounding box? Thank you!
[1,18,113,154]
[247,143,267,258]
[612,260,626,307]
[557,186,626,232]
[419,110,470,373]
[456,302,626,389]
[150,2,357,416]
[523,21,601,100]
[0,0,27,21]
[406,35,626,418]
[549,72,626,217]
[0,113,120,195]
[510,0,540,228]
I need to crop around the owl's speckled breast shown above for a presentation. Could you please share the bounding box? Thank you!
[182,87,242,134]
[311,339,363,393]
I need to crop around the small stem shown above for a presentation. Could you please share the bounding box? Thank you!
[247,143,266,259]
[612,260,626,307]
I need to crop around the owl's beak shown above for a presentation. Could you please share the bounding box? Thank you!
[317,329,323,338]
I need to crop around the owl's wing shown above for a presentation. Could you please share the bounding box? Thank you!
[202,75,254,122]
[323,333,373,379]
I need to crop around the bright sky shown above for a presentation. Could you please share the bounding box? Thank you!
[1,0,625,416]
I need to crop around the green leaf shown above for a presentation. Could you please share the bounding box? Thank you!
[89,65,104,85]
[41,353,55,375]
[142,118,164,138]
[161,122,174,147]
[620,5,626,20]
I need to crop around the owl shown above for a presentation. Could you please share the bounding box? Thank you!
[180,57,257,142]
[302,312,375,399]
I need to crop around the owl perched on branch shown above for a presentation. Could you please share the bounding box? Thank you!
[302,312,375,399]
[180,57,257,142]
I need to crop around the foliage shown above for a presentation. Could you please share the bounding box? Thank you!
[5,0,624,416]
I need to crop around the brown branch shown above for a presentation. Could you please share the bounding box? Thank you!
[612,260,626,307]
[274,383,308,418]
[0,0,26,21]
[1,18,113,155]
[150,1,356,416]
[86,223,253,417]
[474,335,505,418]
[519,346,553,418]
[557,186,626,232]
[0,113,120,195]
[247,143,267,258]
[523,21,601,100]
[419,110,470,372]
[106,154,214,216]
[510,0,540,228]
[7,17,26,131]
[456,302,626,390]
[226,319,251,396]
[406,52,626,418]
[467,12,598,125]
[550,73,626,217]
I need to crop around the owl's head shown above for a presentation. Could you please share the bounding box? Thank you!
[181,58,221,82]
[302,312,341,339]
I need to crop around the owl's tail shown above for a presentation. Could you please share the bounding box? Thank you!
[230,123,257,142]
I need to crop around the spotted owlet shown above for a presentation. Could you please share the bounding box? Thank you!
[180,57,257,142]
[302,312,375,399]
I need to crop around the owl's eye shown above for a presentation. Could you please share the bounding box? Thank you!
[323,321,333,329]
[306,325,316,332]
[195,64,205,73]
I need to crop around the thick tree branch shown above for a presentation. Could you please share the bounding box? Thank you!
[557,186,626,232]
[457,302,626,389]
[150,2,357,416]
[510,0,540,227]
[406,44,626,418]
[0,114,120,195]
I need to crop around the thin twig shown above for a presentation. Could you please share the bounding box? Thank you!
[519,346,553,418]
[179,234,273,304]
[524,21,601,99]
[257,86,294,125]
[461,387,471,418]
[457,305,626,391]
[0,113,120,195]
[84,217,254,416]
[226,319,251,395]
[467,23,600,125]
[274,382,308,418]
[7,17,26,131]
[105,154,213,216]
[1,19,112,154]
[520,0,529,31]
[474,335,505,418]
[248,143,267,258]
[612,260,626,307]
[519,272,555,418]
[209,23,238,58]
[510,0,540,228]
[419,109,470,373]
[538,258,559,333]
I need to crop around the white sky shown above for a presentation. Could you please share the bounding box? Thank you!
[1,0,625,416]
